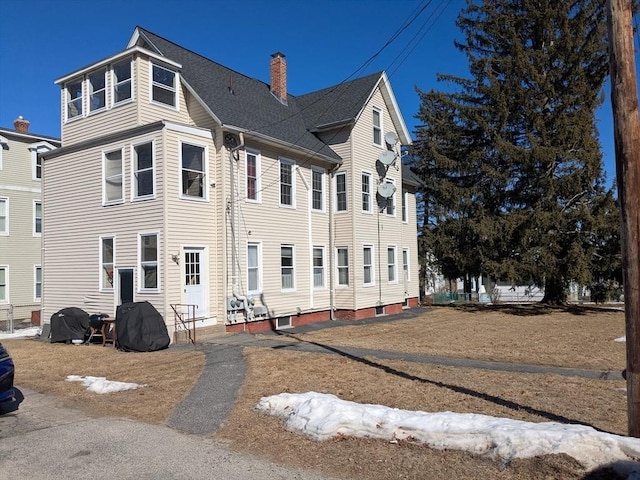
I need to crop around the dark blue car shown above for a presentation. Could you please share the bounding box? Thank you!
[0,342,15,403]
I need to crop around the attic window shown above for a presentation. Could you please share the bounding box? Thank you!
[89,68,107,112]
[373,107,382,146]
[151,63,176,107]
[112,59,132,105]
[66,80,83,119]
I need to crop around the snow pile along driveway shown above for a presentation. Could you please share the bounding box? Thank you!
[256,392,640,476]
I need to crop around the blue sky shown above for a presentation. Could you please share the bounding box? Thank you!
[0,0,621,185]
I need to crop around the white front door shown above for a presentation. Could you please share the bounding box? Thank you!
[183,248,206,319]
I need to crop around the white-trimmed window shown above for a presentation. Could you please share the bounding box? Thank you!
[373,107,382,146]
[362,172,372,213]
[151,63,177,107]
[386,178,396,216]
[100,237,114,290]
[313,246,325,288]
[337,247,349,287]
[402,188,408,222]
[387,246,397,283]
[403,248,410,282]
[0,266,7,302]
[247,242,262,293]
[139,233,158,291]
[88,68,107,113]
[103,148,123,204]
[30,142,54,180]
[363,245,374,286]
[66,79,83,119]
[311,167,324,211]
[34,266,42,301]
[0,197,8,235]
[112,59,132,105]
[279,158,295,207]
[281,245,295,291]
[181,142,206,199]
[245,149,261,202]
[33,201,42,236]
[133,141,154,198]
[35,153,42,180]
[335,172,347,212]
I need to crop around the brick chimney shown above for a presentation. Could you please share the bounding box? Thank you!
[14,116,30,133]
[270,52,287,104]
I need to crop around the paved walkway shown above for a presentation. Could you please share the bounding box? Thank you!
[166,308,622,436]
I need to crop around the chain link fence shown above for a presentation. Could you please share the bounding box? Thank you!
[0,303,41,333]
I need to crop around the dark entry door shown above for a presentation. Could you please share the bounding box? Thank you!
[118,268,134,304]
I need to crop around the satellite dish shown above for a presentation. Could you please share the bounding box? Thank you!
[384,131,399,146]
[377,181,396,199]
[377,150,396,166]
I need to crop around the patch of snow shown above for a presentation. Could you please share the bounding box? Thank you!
[256,392,640,477]
[0,326,41,339]
[66,375,145,394]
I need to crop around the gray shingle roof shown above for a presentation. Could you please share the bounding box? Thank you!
[401,164,423,187]
[296,72,382,131]
[137,27,383,163]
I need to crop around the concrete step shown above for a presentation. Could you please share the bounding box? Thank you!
[173,322,227,344]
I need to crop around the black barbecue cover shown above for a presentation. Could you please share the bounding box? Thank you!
[49,307,90,343]
[115,301,170,352]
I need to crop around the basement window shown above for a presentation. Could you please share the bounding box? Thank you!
[375,305,385,316]
[276,316,292,330]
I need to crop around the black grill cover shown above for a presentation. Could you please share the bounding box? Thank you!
[115,301,170,352]
[49,307,90,343]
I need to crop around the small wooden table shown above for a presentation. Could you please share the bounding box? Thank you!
[101,318,116,347]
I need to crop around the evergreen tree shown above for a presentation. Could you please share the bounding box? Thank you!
[412,0,613,304]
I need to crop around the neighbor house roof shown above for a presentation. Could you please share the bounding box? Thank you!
[0,127,61,145]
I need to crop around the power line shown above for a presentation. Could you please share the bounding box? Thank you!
[388,0,452,79]
[233,0,443,207]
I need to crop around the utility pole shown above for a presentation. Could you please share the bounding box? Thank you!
[607,0,640,437]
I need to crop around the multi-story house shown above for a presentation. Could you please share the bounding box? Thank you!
[40,27,420,340]
[0,117,60,329]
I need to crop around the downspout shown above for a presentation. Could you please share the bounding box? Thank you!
[328,163,341,320]
[377,208,382,306]
[162,130,172,336]
[296,166,313,310]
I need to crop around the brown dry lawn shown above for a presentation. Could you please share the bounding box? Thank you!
[3,304,632,480]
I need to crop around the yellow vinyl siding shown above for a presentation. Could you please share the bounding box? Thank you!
[63,102,139,146]
[163,129,218,321]
[62,55,196,146]
[228,145,333,317]
[62,57,140,146]
[187,94,217,130]
[138,59,191,126]
[350,87,407,309]
[42,131,165,322]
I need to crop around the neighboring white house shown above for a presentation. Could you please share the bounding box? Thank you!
[0,117,60,329]
[40,27,421,340]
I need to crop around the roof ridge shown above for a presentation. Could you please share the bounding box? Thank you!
[135,26,272,92]
[298,70,383,99]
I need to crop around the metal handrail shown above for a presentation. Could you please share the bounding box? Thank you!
[170,304,197,344]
